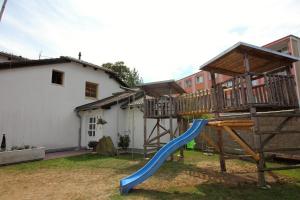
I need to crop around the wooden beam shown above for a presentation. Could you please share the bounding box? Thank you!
[263,147,300,152]
[217,129,226,172]
[261,117,293,148]
[262,165,300,171]
[148,130,170,144]
[223,126,260,161]
[201,132,220,152]
[205,66,242,76]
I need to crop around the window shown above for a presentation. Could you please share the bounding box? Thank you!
[51,70,64,85]
[277,47,289,54]
[185,79,192,88]
[85,82,98,98]
[196,76,204,84]
[88,117,96,136]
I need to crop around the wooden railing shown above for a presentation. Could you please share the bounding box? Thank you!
[215,75,248,112]
[263,74,298,107]
[144,98,176,118]
[144,74,299,118]
[176,90,213,115]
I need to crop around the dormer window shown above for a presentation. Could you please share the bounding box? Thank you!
[51,70,64,85]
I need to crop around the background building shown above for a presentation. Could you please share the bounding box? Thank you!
[177,35,300,97]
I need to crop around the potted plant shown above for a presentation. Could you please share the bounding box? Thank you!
[88,141,98,152]
[118,135,130,150]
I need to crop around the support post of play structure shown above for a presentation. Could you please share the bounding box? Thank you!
[211,71,227,172]
[210,72,218,114]
[244,52,266,187]
[217,128,226,172]
[143,94,147,158]
[157,118,160,148]
[178,117,188,159]
[169,87,174,161]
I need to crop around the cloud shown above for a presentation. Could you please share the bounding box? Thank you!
[1,0,300,82]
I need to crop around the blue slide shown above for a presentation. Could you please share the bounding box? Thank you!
[120,119,207,194]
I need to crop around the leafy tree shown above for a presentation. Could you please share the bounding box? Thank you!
[102,61,143,87]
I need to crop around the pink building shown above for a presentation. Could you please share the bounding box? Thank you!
[177,35,300,94]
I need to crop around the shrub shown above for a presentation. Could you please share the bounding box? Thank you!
[88,141,98,151]
[11,146,18,151]
[118,135,130,149]
[16,146,25,150]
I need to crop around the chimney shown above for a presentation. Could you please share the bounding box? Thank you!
[78,52,82,60]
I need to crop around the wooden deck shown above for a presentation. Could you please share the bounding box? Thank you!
[144,73,298,118]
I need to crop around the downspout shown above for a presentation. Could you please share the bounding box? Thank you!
[76,110,82,150]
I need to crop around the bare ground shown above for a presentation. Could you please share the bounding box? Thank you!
[0,158,292,200]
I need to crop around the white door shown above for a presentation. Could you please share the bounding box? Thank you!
[86,114,104,146]
[87,116,96,142]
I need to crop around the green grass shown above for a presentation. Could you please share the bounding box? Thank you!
[1,150,300,200]
[0,153,144,172]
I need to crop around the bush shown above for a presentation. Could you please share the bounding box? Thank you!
[88,141,98,151]
[118,135,130,149]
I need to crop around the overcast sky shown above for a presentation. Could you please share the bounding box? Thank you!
[1,0,300,82]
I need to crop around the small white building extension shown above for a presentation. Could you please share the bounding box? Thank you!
[75,91,176,152]
[0,52,178,152]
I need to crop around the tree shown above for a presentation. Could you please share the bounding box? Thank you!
[102,61,143,87]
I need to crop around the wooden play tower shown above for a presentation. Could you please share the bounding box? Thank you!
[140,42,300,187]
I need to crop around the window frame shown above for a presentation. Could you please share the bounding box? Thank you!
[85,81,98,99]
[184,79,192,88]
[51,70,64,86]
[196,76,204,84]
[88,117,96,137]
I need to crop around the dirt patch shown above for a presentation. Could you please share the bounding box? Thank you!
[0,168,124,200]
[135,160,291,192]
[0,159,293,200]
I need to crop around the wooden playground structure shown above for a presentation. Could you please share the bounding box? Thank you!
[139,42,300,187]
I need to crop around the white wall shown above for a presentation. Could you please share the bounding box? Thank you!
[80,104,178,150]
[0,55,19,63]
[125,107,177,150]
[0,62,123,150]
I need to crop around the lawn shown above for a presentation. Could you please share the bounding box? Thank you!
[0,151,299,200]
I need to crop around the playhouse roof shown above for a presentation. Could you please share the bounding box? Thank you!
[137,80,185,97]
[75,91,144,111]
[199,42,300,76]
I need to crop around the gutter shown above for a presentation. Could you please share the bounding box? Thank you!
[76,111,82,150]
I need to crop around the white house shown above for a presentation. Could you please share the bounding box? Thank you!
[0,52,126,151]
[0,52,180,153]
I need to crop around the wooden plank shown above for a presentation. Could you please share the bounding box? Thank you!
[262,165,300,171]
[223,126,260,161]
[148,130,170,144]
[201,132,220,152]
[263,147,300,152]
[217,129,227,172]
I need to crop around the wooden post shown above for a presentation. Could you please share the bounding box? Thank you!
[244,53,266,187]
[217,128,226,172]
[169,87,174,161]
[157,118,160,148]
[244,53,255,104]
[143,95,147,158]
[179,117,188,159]
[211,72,219,114]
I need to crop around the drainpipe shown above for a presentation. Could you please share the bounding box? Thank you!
[76,110,82,150]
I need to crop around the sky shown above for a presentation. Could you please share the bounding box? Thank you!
[0,0,300,82]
